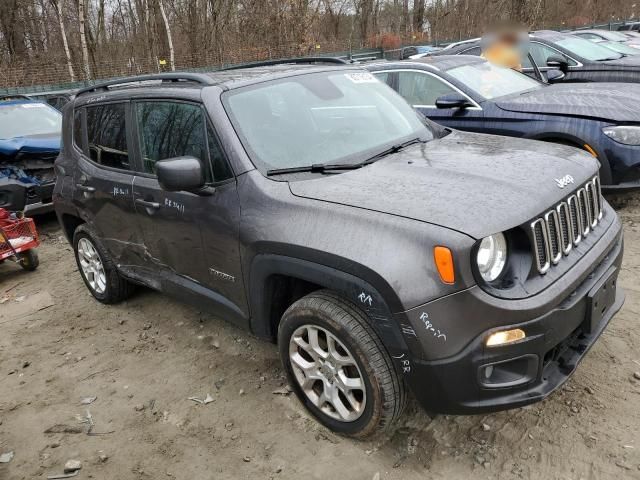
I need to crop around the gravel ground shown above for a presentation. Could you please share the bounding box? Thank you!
[1,197,639,480]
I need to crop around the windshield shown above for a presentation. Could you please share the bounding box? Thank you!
[599,30,632,42]
[447,61,543,100]
[0,103,62,139]
[223,71,432,172]
[599,40,640,55]
[554,35,623,61]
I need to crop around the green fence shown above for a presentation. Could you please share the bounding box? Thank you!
[0,47,385,96]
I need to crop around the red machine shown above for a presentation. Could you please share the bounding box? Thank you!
[0,208,40,271]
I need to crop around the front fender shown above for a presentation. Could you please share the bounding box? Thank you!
[248,253,413,360]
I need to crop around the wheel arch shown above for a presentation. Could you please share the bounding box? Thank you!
[59,213,85,244]
[248,253,409,354]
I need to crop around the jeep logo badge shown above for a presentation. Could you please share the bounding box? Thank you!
[555,174,574,189]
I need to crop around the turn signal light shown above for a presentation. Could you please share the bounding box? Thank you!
[434,246,455,284]
[486,328,526,347]
[583,143,598,158]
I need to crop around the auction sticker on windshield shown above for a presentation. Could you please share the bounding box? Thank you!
[345,72,378,83]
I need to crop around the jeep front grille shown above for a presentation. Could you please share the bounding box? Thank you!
[530,176,603,274]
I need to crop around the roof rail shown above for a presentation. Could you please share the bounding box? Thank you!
[221,57,350,71]
[76,73,216,97]
[0,94,32,102]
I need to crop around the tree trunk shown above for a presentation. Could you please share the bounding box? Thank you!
[158,0,175,71]
[78,0,91,80]
[51,0,76,81]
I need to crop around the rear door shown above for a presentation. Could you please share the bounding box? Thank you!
[130,99,243,311]
[71,101,143,267]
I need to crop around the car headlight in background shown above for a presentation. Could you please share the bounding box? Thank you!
[477,233,507,282]
[602,126,640,146]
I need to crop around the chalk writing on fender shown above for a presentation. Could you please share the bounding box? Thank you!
[392,353,411,374]
[419,312,447,342]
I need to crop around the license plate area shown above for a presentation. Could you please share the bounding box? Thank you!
[586,266,617,333]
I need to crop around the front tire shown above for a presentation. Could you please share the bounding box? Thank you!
[73,225,134,304]
[278,290,406,438]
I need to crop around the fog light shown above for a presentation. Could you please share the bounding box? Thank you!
[486,328,525,347]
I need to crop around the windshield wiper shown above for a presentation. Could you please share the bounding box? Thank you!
[266,137,425,177]
[267,163,364,176]
[360,137,424,165]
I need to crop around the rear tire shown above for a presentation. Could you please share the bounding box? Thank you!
[278,290,406,438]
[73,225,134,304]
[19,250,39,271]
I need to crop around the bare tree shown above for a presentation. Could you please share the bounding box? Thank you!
[78,0,92,80]
[158,0,175,70]
[50,0,76,81]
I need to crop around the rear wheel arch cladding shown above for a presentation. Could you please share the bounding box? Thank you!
[248,254,413,373]
[61,214,85,243]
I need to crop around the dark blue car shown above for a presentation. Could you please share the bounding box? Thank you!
[0,96,61,213]
[367,56,640,190]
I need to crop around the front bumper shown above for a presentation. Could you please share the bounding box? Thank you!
[0,179,55,215]
[400,209,624,414]
[601,135,640,189]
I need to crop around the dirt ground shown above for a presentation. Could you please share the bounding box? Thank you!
[1,197,639,480]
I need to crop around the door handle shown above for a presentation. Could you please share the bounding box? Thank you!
[76,184,96,193]
[135,198,161,210]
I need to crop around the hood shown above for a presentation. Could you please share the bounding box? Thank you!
[495,83,640,122]
[288,131,598,239]
[0,134,61,160]
[599,55,640,67]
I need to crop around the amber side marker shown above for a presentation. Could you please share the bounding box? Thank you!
[583,144,598,158]
[434,246,455,284]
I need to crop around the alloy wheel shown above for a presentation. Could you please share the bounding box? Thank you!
[289,325,366,422]
[77,237,107,294]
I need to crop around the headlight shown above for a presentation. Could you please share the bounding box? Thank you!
[476,233,508,282]
[602,126,640,146]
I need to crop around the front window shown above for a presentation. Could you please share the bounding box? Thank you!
[0,103,61,139]
[447,61,543,100]
[223,71,432,172]
[553,35,623,61]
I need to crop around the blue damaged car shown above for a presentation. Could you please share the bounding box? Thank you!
[0,96,62,214]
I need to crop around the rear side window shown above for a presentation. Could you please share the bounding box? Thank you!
[86,103,130,170]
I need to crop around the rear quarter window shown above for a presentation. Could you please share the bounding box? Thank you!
[86,103,131,170]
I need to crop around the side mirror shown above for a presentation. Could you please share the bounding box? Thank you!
[435,93,472,109]
[156,156,205,193]
[546,69,565,83]
[546,54,569,73]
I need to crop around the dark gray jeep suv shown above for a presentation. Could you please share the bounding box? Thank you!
[54,65,624,437]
